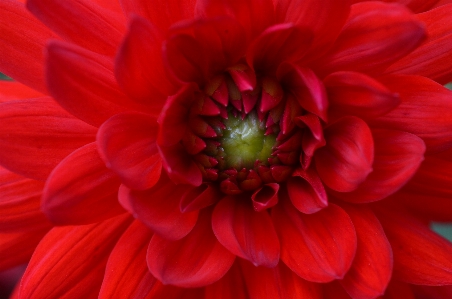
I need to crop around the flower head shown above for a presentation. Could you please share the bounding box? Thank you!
[2,0,452,298]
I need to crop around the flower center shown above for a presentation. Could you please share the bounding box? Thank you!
[220,111,277,170]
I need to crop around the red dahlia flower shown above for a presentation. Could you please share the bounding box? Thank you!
[2,0,452,298]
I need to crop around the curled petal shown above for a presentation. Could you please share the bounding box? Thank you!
[324,71,400,120]
[122,177,198,240]
[315,116,374,192]
[287,168,328,214]
[97,112,162,190]
[251,183,279,211]
[0,98,96,180]
[147,209,235,288]
[333,129,425,203]
[273,202,357,283]
[43,143,124,225]
[212,196,280,267]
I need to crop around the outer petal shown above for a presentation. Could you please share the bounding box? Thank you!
[27,0,125,56]
[147,209,235,288]
[0,98,96,180]
[19,215,132,298]
[42,143,124,225]
[195,0,275,39]
[324,71,400,120]
[120,0,196,31]
[333,129,425,203]
[97,112,162,190]
[122,177,198,240]
[340,205,393,299]
[273,201,357,282]
[382,281,415,299]
[0,81,43,102]
[0,228,49,271]
[315,116,374,192]
[240,261,322,299]
[386,4,452,84]
[116,16,178,108]
[99,220,158,299]
[274,0,351,59]
[247,24,313,74]
[377,207,452,285]
[372,75,452,152]
[0,166,50,232]
[46,41,136,127]
[204,262,248,299]
[396,148,452,221]
[0,0,56,93]
[318,2,425,75]
[212,196,280,267]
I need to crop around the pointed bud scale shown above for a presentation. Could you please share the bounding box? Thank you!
[194,154,218,168]
[242,91,259,113]
[191,95,221,116]
[182,131,207,155]
[281,95,303,134]
[277,131,303,151]
[277,152,298,165]
[227,64,257,91]
[260,77,284,112]
[271,165,292,182]
[220,179,242,195]
[240,170,263,191]
[257,165,275,183]
[206,75,229,106]
[189,117,217,138]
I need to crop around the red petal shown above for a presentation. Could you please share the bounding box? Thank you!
[165,18,246,84]
[277,64,328,121]
[382,280,415,299]
[27,0,125,56]
[99,220,156,299]
[240,261,322,299]
[97,112,162,190]
[334,129,425,203]
[315,116,374,192]
[372,75,452,152]
[46,41,134,127]
[120,0,196,31]
[0,81,43,103]
[212,196,280,267]
[42,143,124,225]
[0,98,96,180]
[205,262,248,299]
[247,24,313,74]
[377,207,452,285]
[179,183,221,213]
[195,0,275,39]
[319,2,425,75]
[275,0,351,60]
[115,16,177,106]
[251,183,279,211]
[397,148,452,221]
[19,215,132,298]
[123,177,198,240]
[386,4,452,84]
[147,209,235,287]
[0,166,50,232]
[340,205,393,299]
[323,282,353,299]
[0,228,49,271]
[287,168,328,214]
[324,71,400,120]
[0,0,56,93]
[411,285,452,299]
[273,202,357,282]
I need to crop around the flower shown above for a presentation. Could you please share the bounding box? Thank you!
[2,0,452,298]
